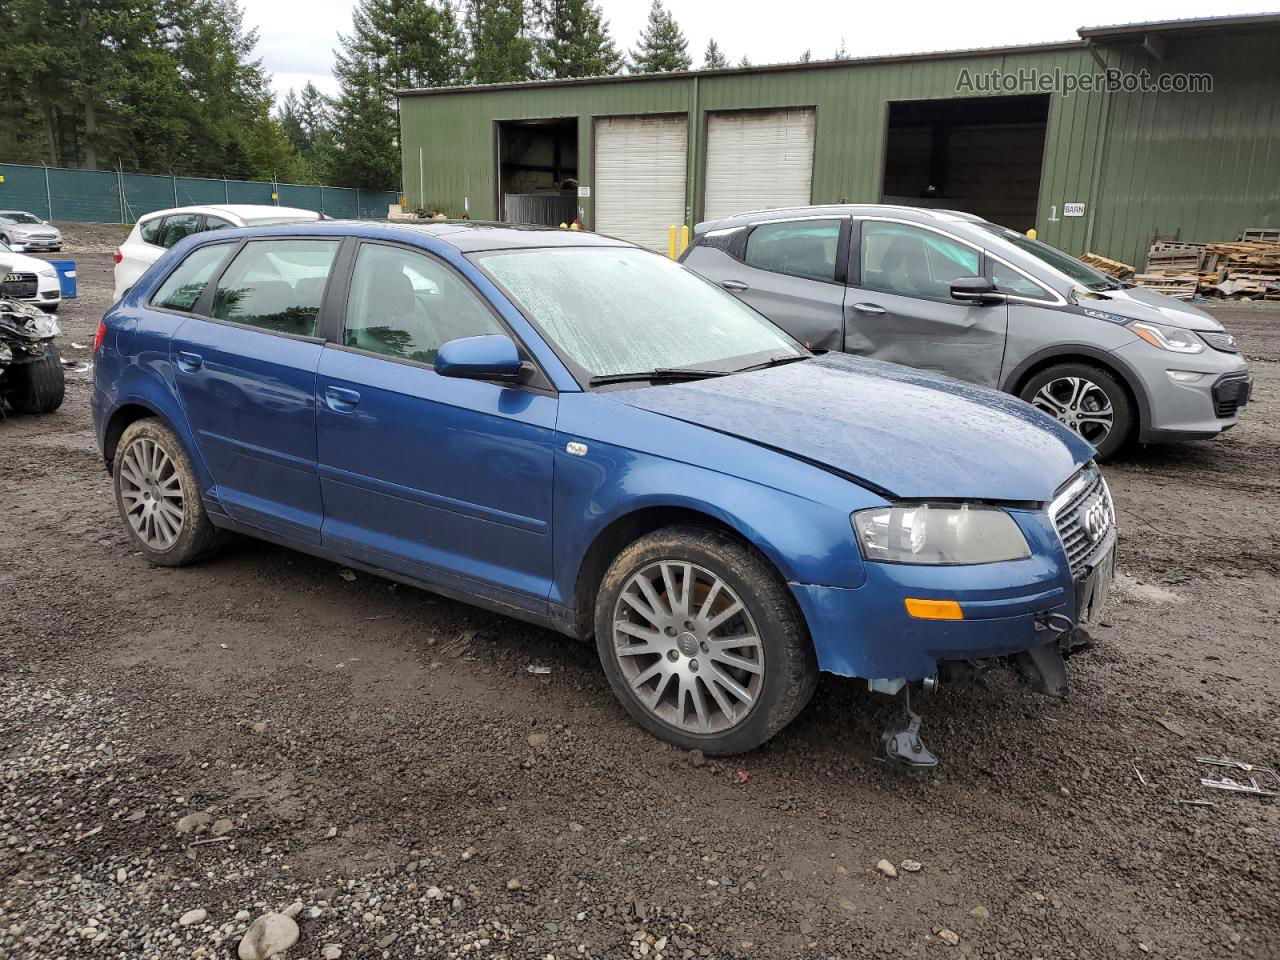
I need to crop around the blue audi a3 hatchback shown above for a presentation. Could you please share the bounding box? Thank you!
[92,221,1116,758]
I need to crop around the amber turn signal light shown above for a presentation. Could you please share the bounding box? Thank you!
[904,598,964,620]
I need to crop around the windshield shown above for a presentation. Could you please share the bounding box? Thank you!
[978,224,1117,290]
[475,247,806,380]
[241,212,322,226]
[1,212,42,224]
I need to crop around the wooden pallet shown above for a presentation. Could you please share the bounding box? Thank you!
[1080,251,1135,278]
[1133,272,1198,300]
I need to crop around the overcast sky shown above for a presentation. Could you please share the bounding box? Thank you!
[249,0,1278,101]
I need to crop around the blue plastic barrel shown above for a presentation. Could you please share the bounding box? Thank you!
[48,259,77,299]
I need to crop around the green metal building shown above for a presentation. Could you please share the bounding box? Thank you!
[397,13,1280,270]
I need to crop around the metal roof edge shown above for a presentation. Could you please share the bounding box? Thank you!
[1077,11,1280,39]
[395,39,1088,98]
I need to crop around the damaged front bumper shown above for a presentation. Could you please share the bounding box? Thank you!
[790,508,1112,692]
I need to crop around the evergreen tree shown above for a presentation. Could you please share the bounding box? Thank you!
[833,37,850,59]
[465,0,534,83]
[538,0,623,78]
[798,49,812,63]
[738,55,751,68]
[329,0,466,189]
[630,1,691,74]
[328,35,400,189]
[702,38,728,69]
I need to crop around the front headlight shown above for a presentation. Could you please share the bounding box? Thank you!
[1129,320,1204,354]
[852,503,1031,565]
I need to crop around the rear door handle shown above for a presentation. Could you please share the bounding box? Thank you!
[324,385,361,412]
[176,351,203,372]
[720,279,749,291]
[852,302,887,315]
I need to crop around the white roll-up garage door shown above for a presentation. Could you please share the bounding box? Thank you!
[593,115,688,250]
[703,108,816,223]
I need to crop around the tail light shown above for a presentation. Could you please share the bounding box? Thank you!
[113,248,122,264]
[93,320,107,354]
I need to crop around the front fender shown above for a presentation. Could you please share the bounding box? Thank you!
[551,395,882,610]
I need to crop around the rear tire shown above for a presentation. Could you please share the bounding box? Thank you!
[1019,362,1134,460]
[594,524,817,755]
[6,346,65,414]
[113,418,221,566]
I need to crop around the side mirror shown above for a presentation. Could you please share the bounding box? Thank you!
[435,334,524,382]
[950,276,1005,304]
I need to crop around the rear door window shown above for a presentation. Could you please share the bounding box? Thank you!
[151,243,233,312]
[743,219,842,282]
[209,239,340,336]
[202,215,234,233]
[156,213,202,249]
[860,221,982,300]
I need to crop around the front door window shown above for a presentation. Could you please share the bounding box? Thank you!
[860,222,980,300]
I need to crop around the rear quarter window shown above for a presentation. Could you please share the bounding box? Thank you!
[151,243,233,312]
[139,217,164,245]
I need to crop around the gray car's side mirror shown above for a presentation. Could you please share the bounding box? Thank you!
[435,334,525,382]
[950,277,1005,305]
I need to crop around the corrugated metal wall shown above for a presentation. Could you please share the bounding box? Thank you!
[0,163,399,224]
[1088,32,1280,268]
[400,28,1280,269]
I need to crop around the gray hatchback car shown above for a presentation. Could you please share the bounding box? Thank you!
[681,205,1251,459]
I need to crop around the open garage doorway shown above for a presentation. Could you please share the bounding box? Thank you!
[496,118,579,227]
[881,94,1049,232]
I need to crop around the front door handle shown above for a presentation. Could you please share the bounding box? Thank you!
[851,302,887,315]
[720,279,749,292]
[176,351,203,372]
[324,386,361,412]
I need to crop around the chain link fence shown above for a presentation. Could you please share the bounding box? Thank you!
[0,163,399,224]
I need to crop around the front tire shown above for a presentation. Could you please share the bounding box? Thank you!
[1020,362,1134,460]
[113,418,220,566]
[594,524,817,755]
[6,347,65,414]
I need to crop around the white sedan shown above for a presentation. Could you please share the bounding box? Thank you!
[0,238,61,312]
[113,204,324,302]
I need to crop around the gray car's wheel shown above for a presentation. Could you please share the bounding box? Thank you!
[1020,362,1134,460]
[594,524,817,755]
[113,418,220,566]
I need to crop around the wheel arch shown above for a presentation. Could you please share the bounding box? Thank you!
[1002,345,1150,437]
[572,504,796,641]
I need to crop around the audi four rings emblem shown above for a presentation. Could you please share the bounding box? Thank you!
[1080,495,1110,543]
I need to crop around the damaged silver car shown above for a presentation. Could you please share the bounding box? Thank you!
[0,298,64,415]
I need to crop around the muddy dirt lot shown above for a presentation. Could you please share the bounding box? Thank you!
[2,247,1278,960]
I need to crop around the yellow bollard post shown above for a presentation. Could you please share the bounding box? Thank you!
[569,222,580,231]
[559,222,568,230]
[667,225,677,260]
[1026,228,1037,240]
[679,224,690,257]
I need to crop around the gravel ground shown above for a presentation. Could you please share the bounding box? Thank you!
[2,250,1278,960]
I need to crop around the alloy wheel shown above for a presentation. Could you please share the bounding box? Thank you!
[1030,376,1114,447]
[612,560,764,735]
[118,436,185,551]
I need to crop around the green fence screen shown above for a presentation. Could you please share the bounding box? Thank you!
[0,163,399,223]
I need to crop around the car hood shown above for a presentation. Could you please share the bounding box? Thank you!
[606,353,1094,503]
[0,251,52,275]
[1080,285,1223,330]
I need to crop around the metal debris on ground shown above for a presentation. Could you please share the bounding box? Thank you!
[1176,798,1215,807]
[1133,763,1147,786]
[1196,757,1279,798]
[338,568,356,581]
[525,664,551,675]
